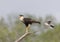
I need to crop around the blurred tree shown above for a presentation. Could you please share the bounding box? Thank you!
[0,14,60,42]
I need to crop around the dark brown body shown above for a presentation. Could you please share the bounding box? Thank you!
[22,18,40,27]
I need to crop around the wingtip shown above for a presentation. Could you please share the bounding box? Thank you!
[39,22,41,24]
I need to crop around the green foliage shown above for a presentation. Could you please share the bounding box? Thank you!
[38,24,60,42]
[0,14,60,42]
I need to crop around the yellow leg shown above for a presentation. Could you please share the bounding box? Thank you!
[25,24,30,33]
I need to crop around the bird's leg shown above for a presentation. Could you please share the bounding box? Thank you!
[25,24,30,33]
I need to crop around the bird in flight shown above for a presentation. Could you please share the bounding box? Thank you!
[44,20,54,29]
[19,15,41,33]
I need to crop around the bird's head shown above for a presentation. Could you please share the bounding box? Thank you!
[47,20,51,24]
[19,15,24,21]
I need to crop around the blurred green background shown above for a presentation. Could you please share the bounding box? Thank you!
[0,14,60,42]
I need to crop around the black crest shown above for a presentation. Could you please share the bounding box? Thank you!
[19,15,24,16]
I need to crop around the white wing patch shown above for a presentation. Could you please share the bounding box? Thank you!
[44,23,49,26]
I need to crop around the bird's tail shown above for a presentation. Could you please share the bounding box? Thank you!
[32,21,41,24]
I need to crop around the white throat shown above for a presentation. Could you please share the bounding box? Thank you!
[19,17,24,21]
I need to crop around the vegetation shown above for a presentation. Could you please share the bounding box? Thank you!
[0,14,60,42]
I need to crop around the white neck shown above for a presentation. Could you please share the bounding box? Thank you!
[19,17,24,21]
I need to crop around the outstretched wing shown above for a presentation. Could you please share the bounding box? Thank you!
[44,20,54,29]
